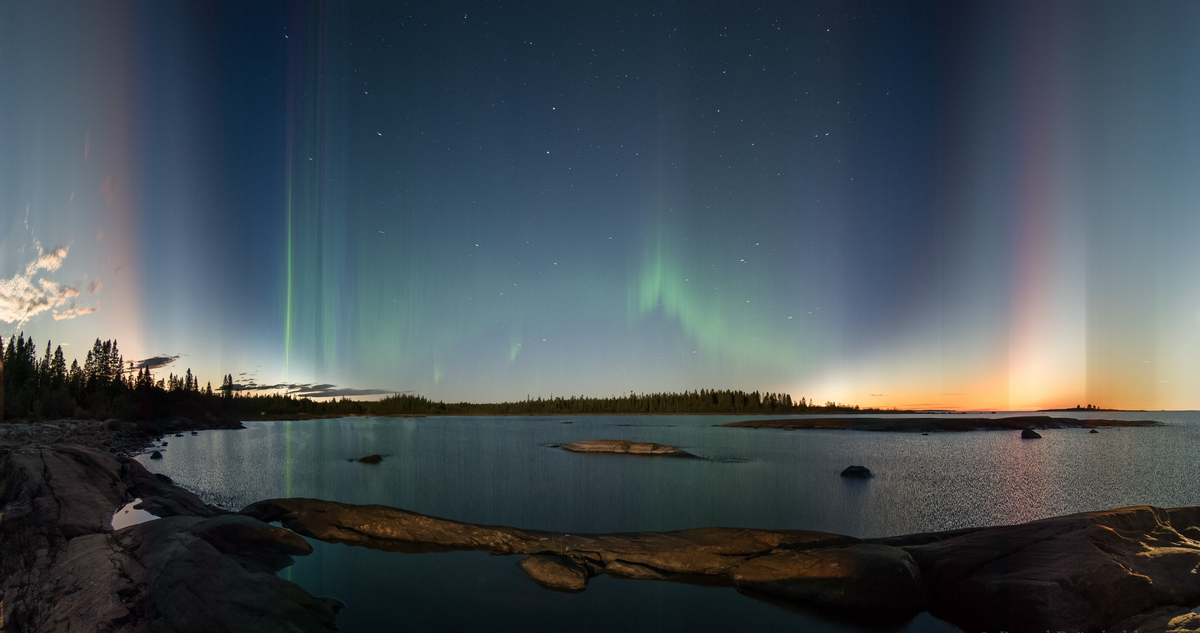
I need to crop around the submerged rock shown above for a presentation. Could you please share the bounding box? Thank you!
[729,543,925,615]
[559,439,695,457]
[519,555,590,592]
[356,454,383,464]
[1020,428,1042,439]
[840,465,872,478]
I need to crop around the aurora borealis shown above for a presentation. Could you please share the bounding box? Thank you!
[2,1,1199,410]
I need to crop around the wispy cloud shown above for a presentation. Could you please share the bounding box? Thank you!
[233,379,393,399]
[131,354,181,370]
[0,245,98,325]
[53,304,99,321]
[289,384,394,398]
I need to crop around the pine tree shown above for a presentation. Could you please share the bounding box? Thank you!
[135,367,154,391]
[50,346,67,389]
[39,341,52,390]
[67,360,83,396]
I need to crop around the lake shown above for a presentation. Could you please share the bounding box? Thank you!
[139,412,1200,632]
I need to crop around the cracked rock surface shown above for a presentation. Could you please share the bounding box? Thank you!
[0,443,341,632]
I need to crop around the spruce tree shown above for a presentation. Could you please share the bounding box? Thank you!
[50,346,67,389]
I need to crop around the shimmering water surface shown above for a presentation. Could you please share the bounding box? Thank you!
[141,412,1200,632]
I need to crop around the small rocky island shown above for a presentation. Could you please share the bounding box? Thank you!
[5,440,1200,633]
[717,415,1160,433]
[559,439,695,457]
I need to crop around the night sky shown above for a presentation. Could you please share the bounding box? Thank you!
[2,1,1199,410]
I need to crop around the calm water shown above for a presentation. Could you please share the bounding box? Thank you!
[140,412,1200,632]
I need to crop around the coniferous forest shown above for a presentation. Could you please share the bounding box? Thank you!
[1,334,883,425]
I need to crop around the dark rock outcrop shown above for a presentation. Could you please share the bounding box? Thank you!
[1020,428,1042,439]
[880,505,1200,632]
[840,465,872,478]
[559,439,695,457]
[244,496,1200,632]
[356,454,383,464]
[150,450,163,459]
[0,443,340,632]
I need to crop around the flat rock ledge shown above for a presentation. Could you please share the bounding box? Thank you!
[559,439,695,457]
[243,496,1200,633]
[717,415,1160,433]
[0,443,341,632]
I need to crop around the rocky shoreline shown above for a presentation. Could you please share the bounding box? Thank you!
[244,497,1200,632]
[4,441,1200,632]
[0,442,340,632]
[0,417,243,459]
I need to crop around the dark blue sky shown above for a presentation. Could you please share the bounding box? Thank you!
[3,1,1199,409]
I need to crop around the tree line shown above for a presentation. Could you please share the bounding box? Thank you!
[365,390,866,416]
[0,334,227,424]
[1,333,878,424]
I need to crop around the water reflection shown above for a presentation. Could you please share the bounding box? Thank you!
[141,412,1200,631]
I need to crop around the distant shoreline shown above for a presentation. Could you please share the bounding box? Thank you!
[239,410,1174,422]
[716,415,1162,432]
[1038,407,1146,412]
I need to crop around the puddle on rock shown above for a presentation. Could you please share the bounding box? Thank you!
[111,498,159,530]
